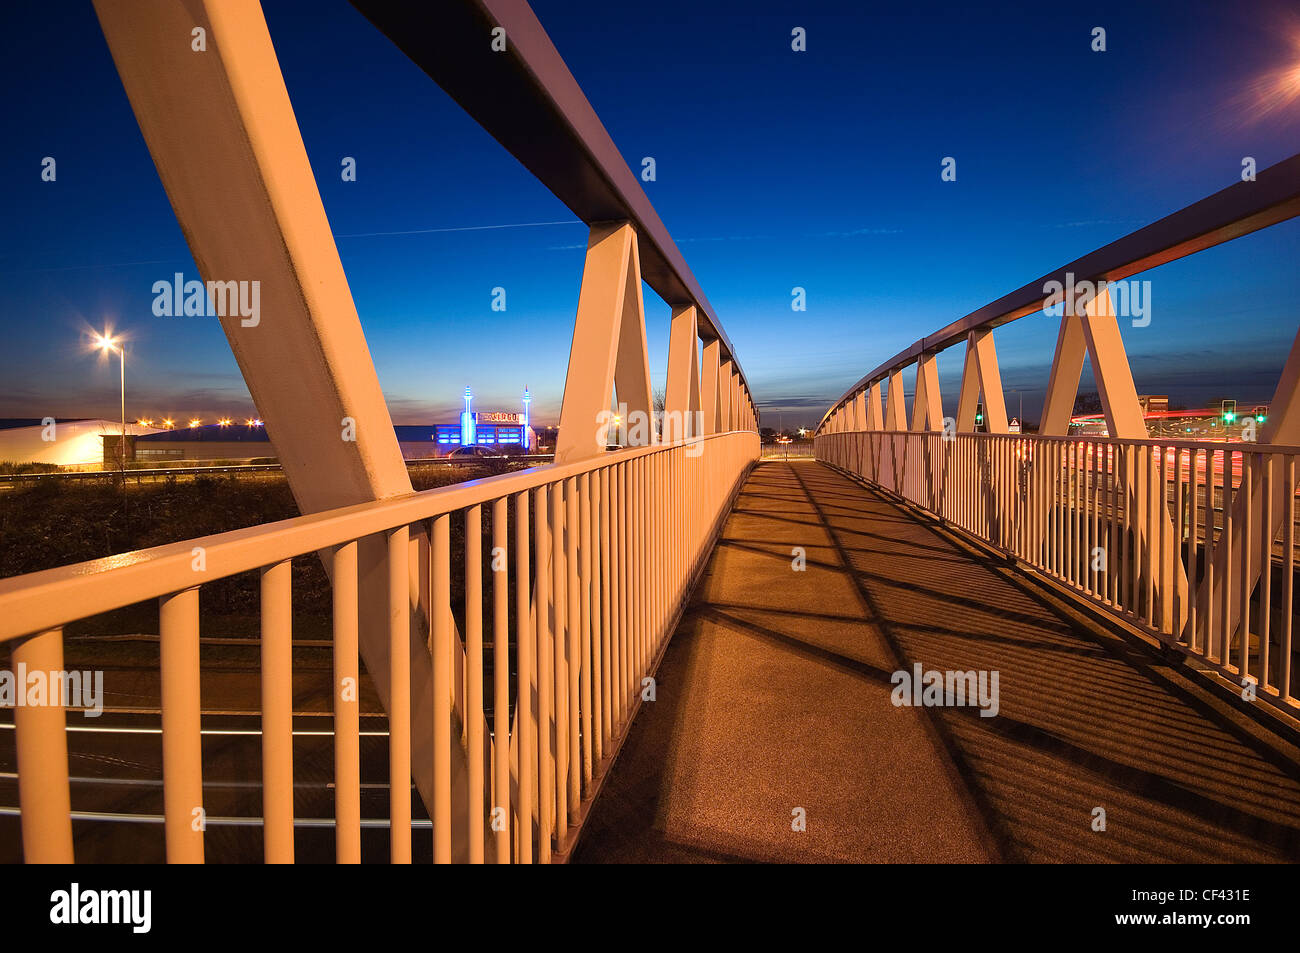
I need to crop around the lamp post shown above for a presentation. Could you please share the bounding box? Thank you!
[94,331,126,470]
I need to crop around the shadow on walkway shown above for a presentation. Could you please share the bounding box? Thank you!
[573,461,1300,863]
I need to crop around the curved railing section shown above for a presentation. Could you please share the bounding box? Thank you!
[2,0,759,863]
[815,154,1300,717]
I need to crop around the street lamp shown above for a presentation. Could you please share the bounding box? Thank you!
[93,331,126,469]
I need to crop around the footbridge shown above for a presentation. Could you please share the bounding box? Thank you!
[2,0,1300,864]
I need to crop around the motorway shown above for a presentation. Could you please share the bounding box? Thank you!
[0,711,430,863]
[0,638,428,863]
[0,454,555,486]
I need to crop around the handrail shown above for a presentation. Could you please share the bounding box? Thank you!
[836,429,1300,456]
[0,432,749,644]
[818,152,1300,432]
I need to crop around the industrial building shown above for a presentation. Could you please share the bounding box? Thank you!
[0,388,537,468]
[0,419,159,468]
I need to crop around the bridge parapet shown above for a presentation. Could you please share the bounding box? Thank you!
[816,154,1300,719]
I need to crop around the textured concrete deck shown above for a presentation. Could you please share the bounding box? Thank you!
[573,461,1300,863]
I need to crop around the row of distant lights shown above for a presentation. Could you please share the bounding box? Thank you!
[136,418,263,429]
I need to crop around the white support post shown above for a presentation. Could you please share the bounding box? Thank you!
[956,329,1008,433]
[555,223,653,462]
[885,368,908,431]
[1039,311,1088,436]
[911,354,942,432]
[665,304,701,441]
[882,368,908,490]
[700,340,721,435]
[717,359,734,433]
[866,382,884,430]
[910,353,944,507]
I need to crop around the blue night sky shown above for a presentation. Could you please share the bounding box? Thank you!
[1,0,1298,430]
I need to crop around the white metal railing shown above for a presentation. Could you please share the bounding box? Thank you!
[0,430,759,862]
[817,429,1300,716]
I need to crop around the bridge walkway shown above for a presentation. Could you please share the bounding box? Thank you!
[573,461,1300,863]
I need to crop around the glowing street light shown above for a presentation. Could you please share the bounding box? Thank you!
[188,418,201,429]
[92,330,127,469]
[162,418,175,429]
[218,417,232,427]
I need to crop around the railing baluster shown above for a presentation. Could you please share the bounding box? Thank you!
[1188,449,1201,650]
[594,470,608,762]
[623,460,633,719]
[331,541,361,864]
[388,525,412,864]
[1172,448,1184,627]
[260,559,294,863]
[1095,441,1105,597]
[13,626,74,863]
[579,471,595,790]
[1201,449,1211,657]
[1238,454,1252,676]
[638,457,648,675]
[1221,452,1234,664]
[1284,457,1295,703]
[1158,444,1169,631]
[1084,441,1094,594]
[430,515,451,863]
[1123,443,1132,609]
[159,587,204,864]
[565,476,581,823]
[616,461,628,729]
[492,497,511,864]
[1260,455,1274,693]
[515,490,533,864]
[551,482,568,841]
[1112,443,1121,609]
[1147,444,1158,627]
[1059,440,1067,582]
[1068,441,1077,588]
[534,484,553,862]
[465,504,484,863]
